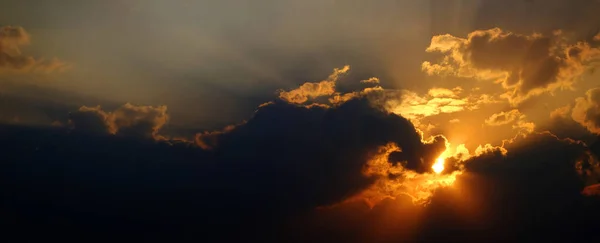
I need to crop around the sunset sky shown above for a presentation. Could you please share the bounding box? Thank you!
[2,1,600,242]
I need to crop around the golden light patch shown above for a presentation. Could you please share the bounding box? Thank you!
[278,65,350,104]
[432,157,445,174]
[358,142,464,206]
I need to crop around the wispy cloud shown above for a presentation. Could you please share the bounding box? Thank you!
[0,26,70,73]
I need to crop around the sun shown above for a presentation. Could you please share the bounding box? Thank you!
[432,157,445,174]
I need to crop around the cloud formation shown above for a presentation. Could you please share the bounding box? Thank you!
[539,104,597,144]
[69,103,168,139]
[278,65,350,104]
[483,109,536,136]
[360,77,380,84]
[572,87,600,134]
[287,132,600,243]
[0,26,69,73]
[485,109,524,126]
[2,93,466,241]
[423,28,600,104]
[4,0,600,240]
[276,66,499,130]
[3,77,600,243]
[387,87,498,121]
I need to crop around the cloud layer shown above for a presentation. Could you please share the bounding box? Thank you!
[3,77,600,242]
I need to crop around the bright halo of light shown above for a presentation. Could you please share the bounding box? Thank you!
[432,157,445,174]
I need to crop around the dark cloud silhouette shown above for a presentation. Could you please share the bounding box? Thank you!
[3,55,600,243]
[68,105,112,134]
[1,97,453,241]
[2,97,600,242]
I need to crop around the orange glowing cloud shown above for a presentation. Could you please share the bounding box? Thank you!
[277,65,500,133]
[550,105,572,119]
[195,124,238,150]
[352,134,508,206]
[484,109,536,134]
[485,109,524,126]
[278,65,350,104]
[356,142,461,206]
[474,143,508,156]
[387,87,500,121]
[582,184,600,197]
[360,77,380,84]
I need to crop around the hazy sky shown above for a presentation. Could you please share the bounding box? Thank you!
[1,0,430,128]
[2,0,599,130]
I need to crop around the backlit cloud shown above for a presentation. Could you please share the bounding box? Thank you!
[4,62,600,242]
[572,87,600,134]
[485,109,524,126]
[277,69,499,128]
[484,109,536,136]
[388,87,499,121]
[0,26,69,73]
[278,65,350,104]
[551,105,572,119]
[69,103,168,139]
[360,77,380,84]
[302,131,599,242]
[423,28,600,105]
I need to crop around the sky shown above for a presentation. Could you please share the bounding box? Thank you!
[2,0,600,242]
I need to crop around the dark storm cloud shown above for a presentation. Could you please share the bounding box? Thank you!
[2,96,600,242]
[1,96,451,241]
[287,132,600,243]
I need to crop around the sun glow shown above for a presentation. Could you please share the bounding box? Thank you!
[357,143,464,205]
[432,157,445,174]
